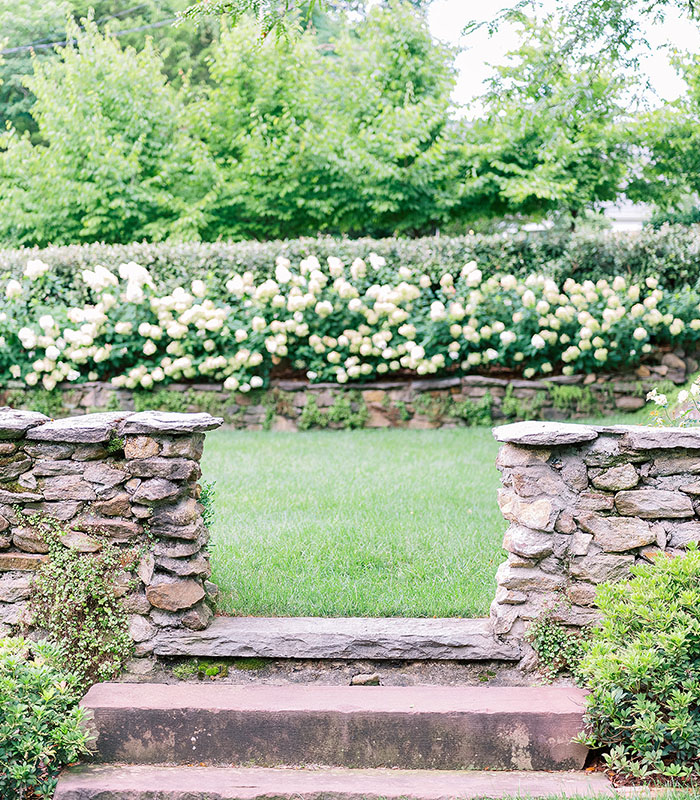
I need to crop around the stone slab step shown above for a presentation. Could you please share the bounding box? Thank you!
[55,765,613,800]
[152,616,521,660]
[82,683,588,771]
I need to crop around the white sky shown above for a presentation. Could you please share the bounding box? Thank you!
[424,0,700,116]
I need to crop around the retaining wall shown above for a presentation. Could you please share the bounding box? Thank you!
[0,409,222,654]
[0,349,692,430]
[491,420,700,641]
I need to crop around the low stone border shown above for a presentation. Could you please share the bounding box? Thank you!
[0,349,692,430]
[0,409,222,652]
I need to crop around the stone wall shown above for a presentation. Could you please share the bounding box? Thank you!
[0,348,692,430]
[0,409,222,654]
[491,420,700,643]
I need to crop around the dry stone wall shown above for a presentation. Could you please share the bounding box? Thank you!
[0,408,222,654]
[0,349,693,430]
[491,421,700,642]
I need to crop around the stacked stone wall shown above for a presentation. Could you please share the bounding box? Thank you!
[0,349,693,430]
[492,421,700,643]
[0,408,222,655]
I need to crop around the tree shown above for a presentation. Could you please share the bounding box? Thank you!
[629,53,700,211]
[461,15,633,227]
[0,19,216,246]
[199,3,466,240]
[0,0,218,139]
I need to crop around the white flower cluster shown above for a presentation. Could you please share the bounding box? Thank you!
[2,255,699,392]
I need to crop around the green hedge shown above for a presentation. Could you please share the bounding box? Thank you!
[2,225,700,304]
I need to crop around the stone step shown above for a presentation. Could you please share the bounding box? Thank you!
[55,765,613,800]
[82,683,588,771]
[152,616,521,660]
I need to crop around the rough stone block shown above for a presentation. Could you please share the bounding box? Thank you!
[577,512,655,552]
[502,526,554,560]
[27,412,131,443]
[495,562,566,592]
[146,577,205,611]
[126,458,199,482]
[42,475,97,501]
[132,478,183,505]
[120,411,223,436]
[615,489,694,519]
[570,550,634,583]
[0,409,49,440]
[591,463,638,491]
[497,489,558,532]
[124,436,160,460]
[493,421,597,446]
[13,527,49,554]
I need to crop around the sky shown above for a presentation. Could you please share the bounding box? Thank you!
[424,0,700,116]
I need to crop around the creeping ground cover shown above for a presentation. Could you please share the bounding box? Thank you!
[2,253,700,392]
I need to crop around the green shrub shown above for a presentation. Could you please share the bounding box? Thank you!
[29,519,133,687]
[0,637,89,799]
[526,612,588,682]
[578,548,700,782]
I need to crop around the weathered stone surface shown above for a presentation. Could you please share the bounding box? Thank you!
[59,531,102,553]
[560,459,588,491]
[23,443,75,459]
[42,475,97,501]
[615,489,694,519]
[495,562,566,592]
[502,526,554,560]
[32,459,85,477]
[567,582,597,607]
[577,512,655,552]
[83,462,128,487]
[122,592,151,615]
[204,580,220,604]
[0,600,28,625]
[159,435,205,460]
[508,466,568,498]
[74,516,141,542]
[580,435,645,468]
[150,497,199,527]
[27,412,132,443]
[0,488,41,503]
[0,533,10,550]
[23,500,82,521]
[570,550,634,583]
[494,586,528,605]
[591,463,638,492]
[0,408,48,440]
[124,436,160,460]
[149,520,205,542]
[621,427,700,450]
[555,511,576,533]
[653,454,700,476]
[13,527,49,554]
[0,454,32,481]
[574,492,615,513]
[146,577,205,611]
[0,573,32,602]
[570,531,593,556]
[679,481,700,495]
[493,421,597,446]
[667,520,700,548]
[126,458,199,481]
[155,555,210,578]
[129,614,156,643]
[72,444,109,461]
[0,515,9,533]
[0,552,47,571]
[495,444,551,468]
[497,489,558,532]
[154,617,521,660]
[153,539,201,559]
[137,553,155,585]
[0,443,16,455]
[120,411,223,436]
[182,601,214,631]
[92,493,131,517]
[132,478,182,504]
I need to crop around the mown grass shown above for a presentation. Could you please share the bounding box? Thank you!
[202,427,507,618]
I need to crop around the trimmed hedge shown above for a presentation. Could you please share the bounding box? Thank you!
[1,225,700,305]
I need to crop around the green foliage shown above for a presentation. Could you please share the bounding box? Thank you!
[106,434,125,454]
[578,547,700,781]
[0,19,215,247]
[0,637,90,799]
[527,612,588,682]
[464,14,632,226]
[172,657,229,679]
[4,388,66,418]
[200,480,217,528]
[298,392,368,429]
[549,385,596,415]
[451,392,493,425]
[501,384,546,421]
[30,519,133,687]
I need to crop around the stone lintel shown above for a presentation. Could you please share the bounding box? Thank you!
[119,411,223,436]
[493,421,599,447]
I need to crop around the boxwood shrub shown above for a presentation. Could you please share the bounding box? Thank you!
[578,548,700,783]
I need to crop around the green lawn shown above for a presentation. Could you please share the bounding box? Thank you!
[202,427,506,618]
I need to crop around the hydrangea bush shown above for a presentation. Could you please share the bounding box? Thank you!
[2,254,700,392]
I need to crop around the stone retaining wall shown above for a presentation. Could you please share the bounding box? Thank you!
[0,349,693,430]
[491,420,700,643]
[0,409,222,654]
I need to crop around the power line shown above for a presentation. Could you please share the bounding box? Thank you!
[1,16,177,56]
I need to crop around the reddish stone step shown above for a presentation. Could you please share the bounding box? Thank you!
[55,765,613,800]
[82,683,588,771]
